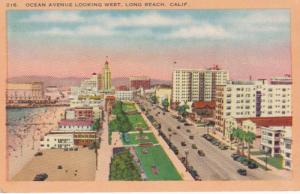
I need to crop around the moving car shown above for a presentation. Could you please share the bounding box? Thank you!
[184,122,192,126]
[33,173,48,181]
[177,126,181,129]
[237,168,247,176]
[181,141,187,146]
[186,129,191,133]
[189,135,194,140]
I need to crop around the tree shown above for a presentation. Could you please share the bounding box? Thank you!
[150,95,157,104]
[178,102,189,118]
[232,128,243,154]
[244,131,256,159]
[162,98,170,111]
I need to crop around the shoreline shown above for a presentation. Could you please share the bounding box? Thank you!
[7,106,68,180]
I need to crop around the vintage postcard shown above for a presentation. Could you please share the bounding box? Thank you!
[0,0,299,192]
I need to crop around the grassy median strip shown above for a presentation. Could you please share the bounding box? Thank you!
[135,145,182,180]
[122,132,158,145]
[109,149,142,181]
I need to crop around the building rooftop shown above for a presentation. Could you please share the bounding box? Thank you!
[59,119,93,126]
[236,117,292,127]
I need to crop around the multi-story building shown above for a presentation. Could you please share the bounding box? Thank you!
[260,126,292,158]
[172,65,229,103]
[6,82,45,104]
[58,119,93,131]
[215,78,291,133]
[102,60,112,92]
[40,133,74,149]
[282,127,292,170]
[155,86,172,110]
[130,76,151,90]
[116,90,134,101]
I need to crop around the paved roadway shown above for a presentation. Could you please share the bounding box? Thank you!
[140,99,285,181]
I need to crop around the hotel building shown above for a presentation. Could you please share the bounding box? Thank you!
[172,65,229,103]
[215,78,291,133]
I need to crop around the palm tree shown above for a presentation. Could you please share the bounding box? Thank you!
[244,131,256,160]
[232,127,245,155]
[162,98,170,111]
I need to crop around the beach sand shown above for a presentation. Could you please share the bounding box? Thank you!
[12,148,96,181]
[8,106,66,179]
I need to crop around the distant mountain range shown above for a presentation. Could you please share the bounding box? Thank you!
[7,76,171,88]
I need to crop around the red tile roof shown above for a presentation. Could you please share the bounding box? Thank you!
[192,101,216,109]
[59,119,93,126]
[105,96,116,100]
[236,117,292,127]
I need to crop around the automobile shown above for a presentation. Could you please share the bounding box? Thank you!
[181,141,187,146]
[34,151,43,156]
[172,132,177,135]
[231,153,239,158]
[186,129,191,133]
[189,135,194,140]
[202,134,208,138]
[197,150,205,157]
[180,157,186,163]
[191,144,197,149]
[33,173,48,181]
[157,112,160,114]
[233,155,241,161]
[184,122,192,126]
[248,162,259,169]
[237,156,247,163]
[237,168,247,176]
[177,126,181,129]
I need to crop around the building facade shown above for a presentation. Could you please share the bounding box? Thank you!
[6,82,45,104]
[116,90,134,101]
[130,76,151,90]
[58,119,93,131]
[215,79,292,133]
[40,133,74,149]
[102,60,112,92]
[172,66,229,103]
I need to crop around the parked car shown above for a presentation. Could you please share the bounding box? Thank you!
[189,135,194,140]
[34,151,43,156]
[33,173,48,181]
[248,162,259,169]
[197,150,205,157]
[184,122,192,126]
[191,144,197,149]
[168,128,172,132]
[172,132,177,135]
[237,168,247,176]
[181,141,187,146]
[186,129,191,133]
[177,126,181,129]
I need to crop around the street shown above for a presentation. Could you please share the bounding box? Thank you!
[140,98,287,181]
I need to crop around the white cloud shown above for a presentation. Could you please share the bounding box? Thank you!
[167,24,232,39]
[21,11,84,23]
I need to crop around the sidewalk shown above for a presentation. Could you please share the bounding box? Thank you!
[95,113,112,181]
[202,128,282,172]
[136,104,194,181]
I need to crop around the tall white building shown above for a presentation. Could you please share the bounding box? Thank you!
[172,65,229,103]
[215,77,292,132]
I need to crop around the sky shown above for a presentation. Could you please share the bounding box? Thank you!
[7,9,291,80]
